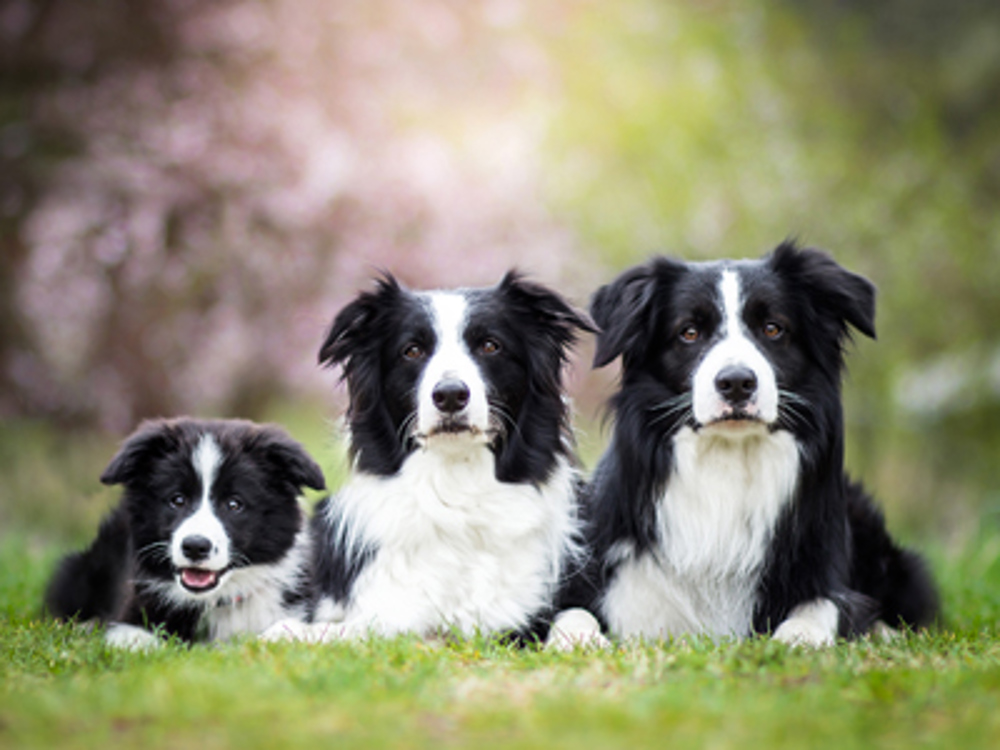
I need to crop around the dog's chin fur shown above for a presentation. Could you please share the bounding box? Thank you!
[301,271,594,642]
[44,418,325,647]
[560,241,938,645]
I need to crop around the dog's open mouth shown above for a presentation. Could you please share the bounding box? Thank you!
[178,567,224,593]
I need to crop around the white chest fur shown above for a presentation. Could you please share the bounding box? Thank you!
[602,426,800,639]
[203,532,310,641]
[323,446,580,637]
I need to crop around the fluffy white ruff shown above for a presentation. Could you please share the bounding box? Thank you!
[773,598,839,647]
[601,424,800,639]
[271,443,581,642]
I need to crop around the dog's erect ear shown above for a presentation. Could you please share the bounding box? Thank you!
[498,270,596,346]
[253,426,326,492]
[769,241,877,340]
[591,258,686,368]
[100,420,178,486]
[318,273,403,369]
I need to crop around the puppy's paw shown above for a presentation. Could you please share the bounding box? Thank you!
[544,608,611,652]
[773,598,839,648]
[104,623,163,651]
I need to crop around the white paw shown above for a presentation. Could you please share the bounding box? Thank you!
[104,623,163,651]
[544,608,611,652]
[869,620,902,643]
[773,599,839,648]
[260,619,346,643]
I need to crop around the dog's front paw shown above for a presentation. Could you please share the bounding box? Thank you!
[773,598,839,648]
[261,618,316,642]
[104,623,163,651]
[545,608,611,652]
[261,619,348,643]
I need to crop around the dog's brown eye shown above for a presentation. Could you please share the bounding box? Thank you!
[168,495,187,508]
[679,325,700,343]
[480,338,501,355]
[402,343,425,360]
[764,322,784,340]
[226,498,244,513]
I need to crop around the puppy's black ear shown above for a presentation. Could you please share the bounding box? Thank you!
[253,426,326,492]
[99,420,177,486]
[498,270,596,346]
[769,241,877,340]
[591,258,686,368]
[318,273,402,369]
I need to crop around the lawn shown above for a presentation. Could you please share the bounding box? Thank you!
[3,416,1000,749]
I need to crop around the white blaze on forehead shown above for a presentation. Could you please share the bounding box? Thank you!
[193,433,223,499]
[691,267,780,426]
[429,293,468,355]
[416,292,491,437]
[719,269,743,338]
[172,433,230,571]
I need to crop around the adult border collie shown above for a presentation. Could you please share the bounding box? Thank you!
[46,418,326,649]
[264,271,593,643]
[559,242,937,646]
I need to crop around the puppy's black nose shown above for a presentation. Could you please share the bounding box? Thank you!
[432,379,471,413]
[715,366,758,405]
[181,535,213,562]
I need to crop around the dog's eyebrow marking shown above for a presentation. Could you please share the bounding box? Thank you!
[193,434,223,503]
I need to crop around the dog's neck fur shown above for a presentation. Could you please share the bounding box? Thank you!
[603,425,800,638]
[325,439,581,637]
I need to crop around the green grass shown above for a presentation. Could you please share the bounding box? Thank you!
[3,417,1000,749]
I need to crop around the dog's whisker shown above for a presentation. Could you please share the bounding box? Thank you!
[649,394,693,413]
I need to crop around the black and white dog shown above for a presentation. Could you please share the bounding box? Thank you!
[559,242,937,646]
[264,272,594,643]
[46,418,326,649]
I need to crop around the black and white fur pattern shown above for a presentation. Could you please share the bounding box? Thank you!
[559,242,938,646]
[264,272,593,643]
[45,418,326,649]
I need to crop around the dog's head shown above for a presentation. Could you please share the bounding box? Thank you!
[591,241,875,437]
[100,418,325,599]
[319,271,594,482]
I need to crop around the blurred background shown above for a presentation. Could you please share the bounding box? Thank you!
[2,0,999,557]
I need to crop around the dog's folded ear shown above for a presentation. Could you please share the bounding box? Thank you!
[591,258,687,368]
[99,419,178,486]
[253,426,327,492]
[769,242,877,341]
[318,272,403,370]
[498,270,596,343]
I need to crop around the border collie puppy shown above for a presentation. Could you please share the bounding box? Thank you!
[46,418,326,649]
[264,272,593,643]
[560,242,937,646]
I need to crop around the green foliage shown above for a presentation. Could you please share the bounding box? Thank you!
[3,419,1000,749]
[4,531,1000,749]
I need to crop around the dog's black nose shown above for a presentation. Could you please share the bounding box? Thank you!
[181,535,213,562]
[432,379,471,413]
[715,365,758,405]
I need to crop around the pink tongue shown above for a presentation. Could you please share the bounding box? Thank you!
[181,568,218,589]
